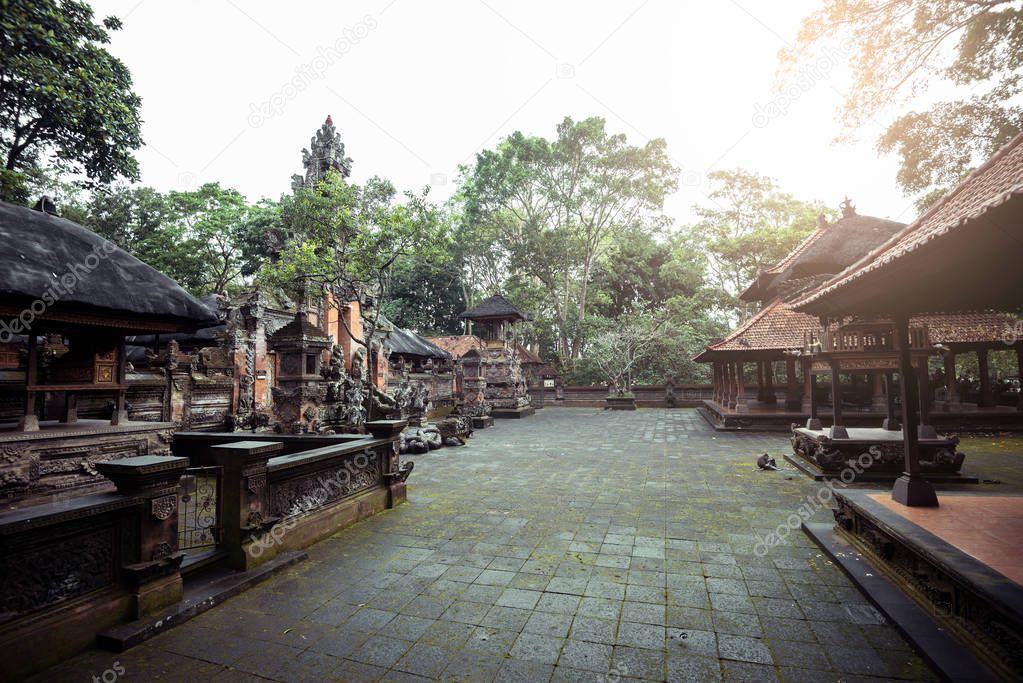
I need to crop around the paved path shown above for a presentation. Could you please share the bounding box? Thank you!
[36,408,938,682]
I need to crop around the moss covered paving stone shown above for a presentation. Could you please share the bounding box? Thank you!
[31,408,948,682]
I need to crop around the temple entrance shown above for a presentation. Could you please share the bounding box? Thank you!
[177,465,222,555]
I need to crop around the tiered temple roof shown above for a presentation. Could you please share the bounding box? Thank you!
[0,200,218,330]
[796,133,1023,316]
[698,184,1021,362]
[426,335,485,358]
[459,294,530,321]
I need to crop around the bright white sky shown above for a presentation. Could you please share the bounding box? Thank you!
[91,0,922,225]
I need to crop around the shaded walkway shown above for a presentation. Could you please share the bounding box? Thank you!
[34,409,937,682]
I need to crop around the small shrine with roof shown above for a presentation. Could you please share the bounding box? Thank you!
[457,294,534,421]
[694,197,1022,456]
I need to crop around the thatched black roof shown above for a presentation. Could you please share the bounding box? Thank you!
[381,316,451,359]
[742,208,905,303]
[459,294,529,321]
[0,201,218,329]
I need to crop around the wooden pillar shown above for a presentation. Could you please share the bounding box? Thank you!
[917,360,933,433]
[891,317,938,507]
[883,372,899,430]
[808,367,821,429]
[724,363,734,409]
[763,361,776,405]
[871,372,886,412]
[829,358,845,435]
[1017,348,1023,412]
[111,338,128,426]
[755,362,765,402]
[944,352,959,406]
[978,348,993,407]
[19,336,39,432]
[716,361,724,404]
[735,361,748,413]
[785,358,799,408]
[801,357,813,413]
[63,393,78,424]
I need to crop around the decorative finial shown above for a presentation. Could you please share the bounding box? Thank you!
[291,116,354,192]
[839,197,856,218]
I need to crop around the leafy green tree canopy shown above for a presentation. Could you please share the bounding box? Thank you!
[459,116,678,365]
[0,0,142,202]
[782,0,1023,199]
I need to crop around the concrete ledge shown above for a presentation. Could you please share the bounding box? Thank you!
[0,589,133,681]
[97,550,306,652]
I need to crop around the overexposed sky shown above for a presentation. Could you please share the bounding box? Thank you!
[91,0,922,224]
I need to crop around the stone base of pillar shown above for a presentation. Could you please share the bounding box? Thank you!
[734,400,748,414]
[892,474,939,507]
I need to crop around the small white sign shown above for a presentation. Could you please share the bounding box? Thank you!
[543,379,555,388]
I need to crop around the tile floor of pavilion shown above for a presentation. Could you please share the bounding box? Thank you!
[32,408,1023,682]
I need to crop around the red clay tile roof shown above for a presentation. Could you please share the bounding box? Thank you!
[922,312,1020,345]
[424,335,484,358]
[701,300,822,354]
[694,304,1017,361]
[516,344,543,365]
[797,133,1023,310]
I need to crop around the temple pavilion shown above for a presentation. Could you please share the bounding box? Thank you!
[696,199,1022,432]
[793,131,1023,681]
[0,199,218,505]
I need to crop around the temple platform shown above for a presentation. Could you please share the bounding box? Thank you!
[698,399,1023,432]
[0,419,176,507]
[807,490,1023,681]
[787,425,976,482]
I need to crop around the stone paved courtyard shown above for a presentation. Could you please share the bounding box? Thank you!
[35,408,947,682]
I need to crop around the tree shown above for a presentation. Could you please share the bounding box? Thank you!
[688,169,829,323]
[782,1,1023,200]
[459,116,678,368]
[0,0,142,202]
[262,172,448,398]
[586,307,666,395]
[62,183,257,296]
[380,247,466,335]
[163,183,251,295]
